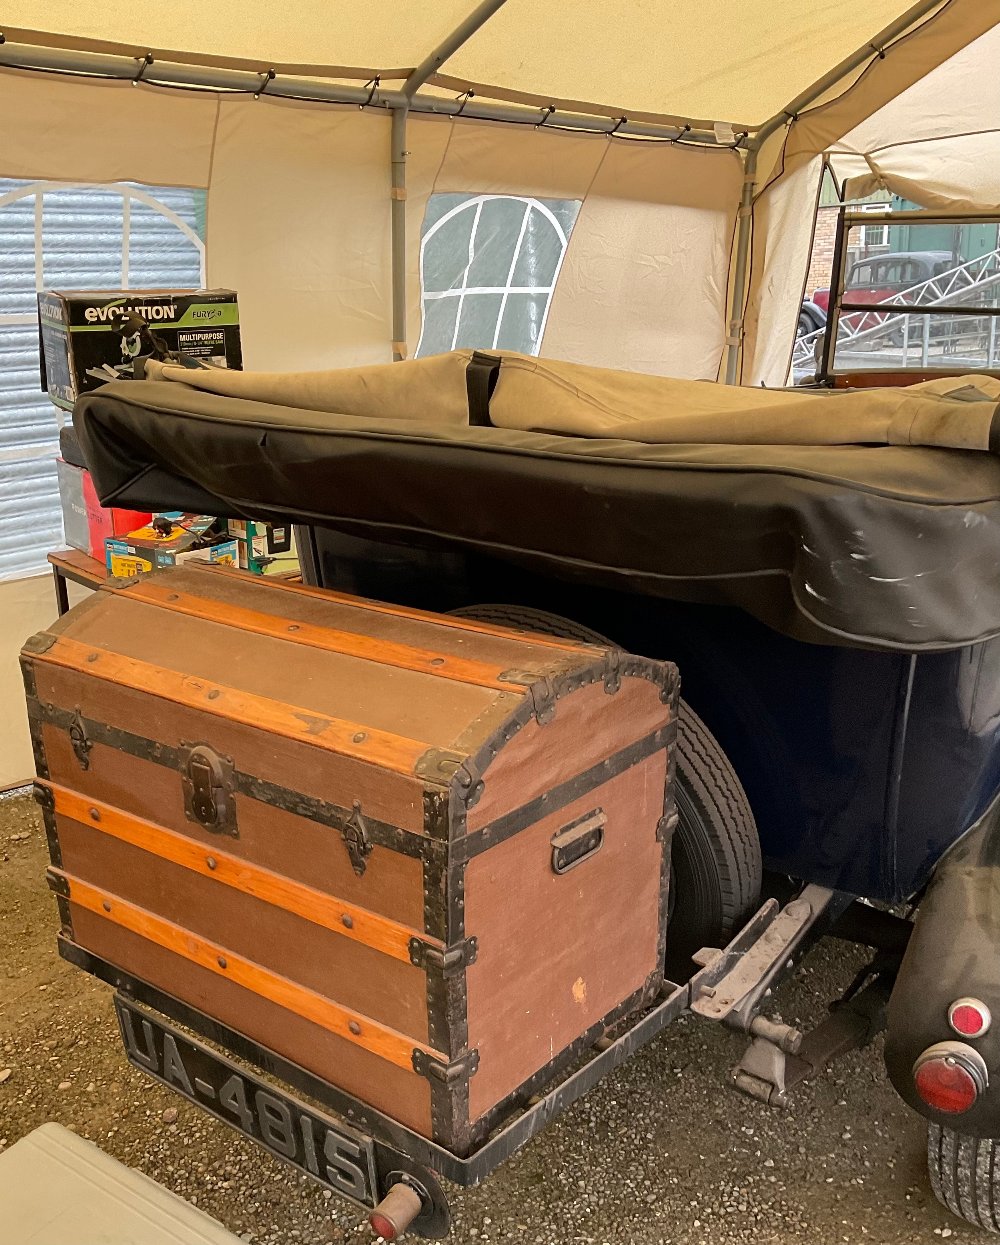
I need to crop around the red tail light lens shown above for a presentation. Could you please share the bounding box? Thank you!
[913,1041,988,1115]
[948,998,991,1039]
[368,1182,423,1241]
[369,1212,400,1241]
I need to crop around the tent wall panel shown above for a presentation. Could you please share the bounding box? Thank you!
[543,142,742,378]
[205,100,394,370]
[0,67,217,189]
[405,116,741,378]
[742,155,825,386]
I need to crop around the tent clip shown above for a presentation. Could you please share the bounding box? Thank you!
[132,53,153,87]
[361,75,381,108]
[869,42,886,60]
[254,68,275,100]
[536,105,556,128]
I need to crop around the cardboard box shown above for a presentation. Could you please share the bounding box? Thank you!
[56,459,90,554]
[227,519,296,574]
[105,515,239,578]
[81,474,152,562]
[38,289,242,411]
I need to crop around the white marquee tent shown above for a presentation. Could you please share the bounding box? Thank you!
[1,0,998,783]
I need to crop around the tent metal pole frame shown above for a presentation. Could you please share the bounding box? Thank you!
[723,0,948,384]
[390,0,511,360]
[0,37,723,143]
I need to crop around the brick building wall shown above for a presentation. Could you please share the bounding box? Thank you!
[806,206,839,300]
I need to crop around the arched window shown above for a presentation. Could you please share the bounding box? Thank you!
[0,180,204,579]
[417,193,580,358]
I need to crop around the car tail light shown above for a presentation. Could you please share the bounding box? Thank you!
[948,997,992,1039]
[913,1041,988,1115]
[369,1181,423,1240]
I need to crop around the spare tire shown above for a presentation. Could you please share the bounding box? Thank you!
[448,604,762,977]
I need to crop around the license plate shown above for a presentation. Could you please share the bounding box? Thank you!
[114,996,378,1208]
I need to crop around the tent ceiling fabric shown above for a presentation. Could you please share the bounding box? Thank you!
[826,22,1000,209]
[440,0,926,126]
[1,0,940,126]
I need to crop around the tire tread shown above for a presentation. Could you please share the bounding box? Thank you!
[928,1123,1000,1232]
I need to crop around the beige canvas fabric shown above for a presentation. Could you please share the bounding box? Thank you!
[0,65,218,188]
[489,355,1000,450]
[145,350,1000,453]
[0,1,938,127]
[826,22,1000,210]
[143,351,473,424]
[204,100,394,371]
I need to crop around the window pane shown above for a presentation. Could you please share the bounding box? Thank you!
[0,325,56,456]
[42,187,125,289]
[0,183,37,318]
[128,188,202,288]
[419,296,460,356]
[833,310,1000,372]
[454,293,504,350]
[417,194,580,358]
[422,200,476,293]
[495,293,549,353]
[511,204,574,288]
[465,197,530,288]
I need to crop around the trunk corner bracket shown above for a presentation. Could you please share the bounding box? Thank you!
[409,935,478,974]
[412,1047,480,1084]
[497,670,557,724]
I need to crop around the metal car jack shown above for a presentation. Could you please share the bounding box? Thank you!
[690,885,902,1107]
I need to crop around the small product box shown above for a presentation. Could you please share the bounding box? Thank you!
[105,514,239,578]
[56,459,90,554]
[38,289,242,411]
[227,519,296,575]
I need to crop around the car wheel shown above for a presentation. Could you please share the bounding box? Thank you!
[928,1123,1000,1232]
[797,311,813,338]
[448,604,762,978]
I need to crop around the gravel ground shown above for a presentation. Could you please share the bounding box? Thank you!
[0,790,985,1244]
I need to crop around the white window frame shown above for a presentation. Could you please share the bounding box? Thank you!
[417,194,573,356]
[858,203,890,249]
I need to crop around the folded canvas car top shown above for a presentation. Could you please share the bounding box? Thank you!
[75,368,1000,653]
[142,349,1000,454]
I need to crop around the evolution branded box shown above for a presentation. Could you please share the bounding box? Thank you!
[38,289,242,411]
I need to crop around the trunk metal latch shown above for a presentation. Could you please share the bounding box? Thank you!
[68,708,92,770]
[341,800,373,876]
[180,743,238,837]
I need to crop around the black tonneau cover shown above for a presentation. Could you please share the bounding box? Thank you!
[74,379,1000,652]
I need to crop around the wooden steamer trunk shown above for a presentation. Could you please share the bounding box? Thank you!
[22,564,677,1154]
